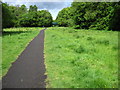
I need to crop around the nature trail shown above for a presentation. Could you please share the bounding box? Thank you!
[2,29,46,88]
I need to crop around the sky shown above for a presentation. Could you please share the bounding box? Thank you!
[2,0,73,20]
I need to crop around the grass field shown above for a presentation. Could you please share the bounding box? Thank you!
[44,27,118,88]
[0,36,2,78]
[2,27,42,78]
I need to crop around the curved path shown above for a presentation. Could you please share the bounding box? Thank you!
[2,29,46,88]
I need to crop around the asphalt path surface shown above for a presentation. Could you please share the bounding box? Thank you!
[2,29,46,88]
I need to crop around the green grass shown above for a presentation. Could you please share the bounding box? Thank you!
[44,27,118,88]
[2,27,43,78]
[0,36,2,78]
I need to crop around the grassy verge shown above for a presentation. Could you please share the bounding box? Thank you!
[44,27,118,88]
[0,36,2,78]
[2,27,43,78]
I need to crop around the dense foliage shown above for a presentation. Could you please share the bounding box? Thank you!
[29,5,38,12]
[56,7,74,27]
[2,3,53,28]
[19,10,52,27]
[2,3,16,28]
[2,2,120,31]
[109,2,120,30]
[56,2,120,31]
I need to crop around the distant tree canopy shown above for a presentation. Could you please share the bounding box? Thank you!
[56,2,120,31]
[2,3,53,28]
[37,10,53,27]
[56,7,74,27]
[2,2,120,31]
[29,5,38,12]
[19,10,53,27]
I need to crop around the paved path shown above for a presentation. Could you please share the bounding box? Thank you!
[2,29,46,88]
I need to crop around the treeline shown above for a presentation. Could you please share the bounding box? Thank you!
[2,3,53,28]
[56,2,120,31]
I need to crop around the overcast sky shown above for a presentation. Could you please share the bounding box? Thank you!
[2,0,73,20]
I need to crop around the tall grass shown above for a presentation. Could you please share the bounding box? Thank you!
[44,27,118,88]
[2,27,42,78]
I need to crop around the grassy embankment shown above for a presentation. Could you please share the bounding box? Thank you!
[2,27,43,78]
[44,27,118,88]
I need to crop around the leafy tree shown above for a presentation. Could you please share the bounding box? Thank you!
[19,12,38,27]
[55,1,120,30]
[109,2,120,31]
[20,5,27,13]
[9,4,27,26]
[9,5,27,17]
[29,5,38,12]
[2,3,15,28]
[19,10,53,27]
[37,10,53,27]
[56,7,74,27]
[70,2,118,30]
[2,2,53,28]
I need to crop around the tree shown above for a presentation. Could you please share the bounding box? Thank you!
[70,2,116,30]
[9,4,27,27]
[37,10,53,27]
[29,5,37,12]
[2,3,53,28]
[56,7,74,27]
[109,2,120,31]
[19,12,38,27]
[19,10,53,27]
[20,5,27,14]
[2,3,15,28]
